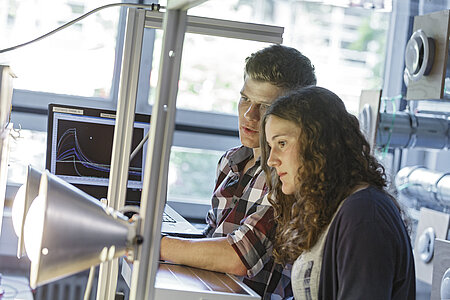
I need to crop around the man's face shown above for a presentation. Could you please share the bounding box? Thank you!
[238,78,285,149]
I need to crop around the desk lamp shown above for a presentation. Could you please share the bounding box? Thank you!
[11,165,143,290]
[18,170,141,288]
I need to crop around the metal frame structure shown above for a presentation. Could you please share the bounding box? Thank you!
[97,8,147,300]
[101,1,284,299]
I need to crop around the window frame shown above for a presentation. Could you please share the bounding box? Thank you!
[7,1,250,219]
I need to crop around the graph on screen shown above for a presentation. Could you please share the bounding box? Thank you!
[46,105,150,203]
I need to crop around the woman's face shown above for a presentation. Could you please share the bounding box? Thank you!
[265,115,301,195]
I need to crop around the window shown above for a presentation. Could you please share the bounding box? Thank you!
[7,129,46,185]
[150,30,264,203]
[188,0,390,114]
[0,0,121,98]
[149,31,270,115]
[168,147,223,205]
[4,0,392,218]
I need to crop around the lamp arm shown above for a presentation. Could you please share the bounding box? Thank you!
[124,212,143,262]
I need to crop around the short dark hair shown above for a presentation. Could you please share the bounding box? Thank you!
[244,44,317,90]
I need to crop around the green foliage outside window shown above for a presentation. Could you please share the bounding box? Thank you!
[168,148,222,202]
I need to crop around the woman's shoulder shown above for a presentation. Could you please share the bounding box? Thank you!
[334,186,398,228]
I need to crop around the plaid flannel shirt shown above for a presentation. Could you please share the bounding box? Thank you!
[204,146,293,300]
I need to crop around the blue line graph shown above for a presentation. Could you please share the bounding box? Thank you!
[56,127,142,179]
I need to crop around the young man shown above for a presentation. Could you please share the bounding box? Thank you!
[160,45,316,299]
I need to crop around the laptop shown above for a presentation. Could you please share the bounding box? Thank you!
[46,104,203,238]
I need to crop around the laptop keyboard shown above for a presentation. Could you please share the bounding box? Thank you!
[163,211,177,223]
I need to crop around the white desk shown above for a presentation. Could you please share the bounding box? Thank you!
[122,259,260,300]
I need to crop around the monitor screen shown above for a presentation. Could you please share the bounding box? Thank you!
[46,104,150,205]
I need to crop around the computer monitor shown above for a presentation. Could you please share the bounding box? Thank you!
[46,104,150,205]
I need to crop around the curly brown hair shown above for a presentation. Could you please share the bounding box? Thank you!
[260,86,392,266]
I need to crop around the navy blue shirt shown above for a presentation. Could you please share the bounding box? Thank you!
[319,186,416,299]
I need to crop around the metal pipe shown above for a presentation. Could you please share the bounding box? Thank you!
[395,166,450,207]
[376,112,449,150]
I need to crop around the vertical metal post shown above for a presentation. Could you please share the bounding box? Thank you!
[382,0,414,99]
[97,8,146,300]
[129,8,187,300]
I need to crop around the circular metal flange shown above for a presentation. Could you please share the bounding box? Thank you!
[404,29,435,82]
[417,226,436,263]
[441,268,450,300]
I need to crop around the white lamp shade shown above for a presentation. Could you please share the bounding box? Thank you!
[24,171,132,289]
[12,165,42,258]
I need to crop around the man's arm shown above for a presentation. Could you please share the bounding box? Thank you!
[160,236,248,276]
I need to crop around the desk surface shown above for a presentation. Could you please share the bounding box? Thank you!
[122,259,260,299]
[156,262,249,294]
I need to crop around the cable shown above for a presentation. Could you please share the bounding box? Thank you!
[382,97,396,157]
[130,131,150,162]
[119,205,141,215]
[0,3,163,54]
[375,94,401,159]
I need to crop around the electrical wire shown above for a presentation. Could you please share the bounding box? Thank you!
[382,96,397,157]
[376,94,401,159]
[130,131,149,162]
[119,205,141,215]
[0,3,164,54]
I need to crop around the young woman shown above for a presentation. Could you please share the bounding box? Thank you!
[260,86,415,300]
